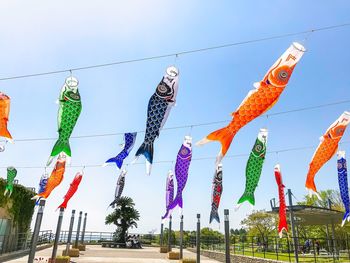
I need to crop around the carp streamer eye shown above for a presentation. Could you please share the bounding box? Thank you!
[255,144,262,152]
[156,82,171,97]
[181,148,189,156]
[278,70,289,81]
[335,127,345,136]
[338,162,342,169]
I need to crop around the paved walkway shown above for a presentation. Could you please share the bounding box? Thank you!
[6,245,220,262]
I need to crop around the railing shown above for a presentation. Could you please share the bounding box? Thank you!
[186,235,350,263]
[0,230,53,256]
[2,229,350,262]
[58,231,159,246]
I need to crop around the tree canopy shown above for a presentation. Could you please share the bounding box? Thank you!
[240,210,277,240]
[105,196,140,243]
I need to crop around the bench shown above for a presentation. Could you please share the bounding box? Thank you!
[101,241,126,248]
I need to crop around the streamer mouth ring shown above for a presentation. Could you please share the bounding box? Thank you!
[65,76,79,87]
[292,42,306,52]
[166,66,179,77]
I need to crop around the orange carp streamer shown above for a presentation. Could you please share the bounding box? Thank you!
[305,111,350,198]
[197,43,305,164]
[0,92,13,142]
[32,153,66,201]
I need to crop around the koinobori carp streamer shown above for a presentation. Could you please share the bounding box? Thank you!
[274,164,288,237]
[47,77,82,166]
[209,163,223,224]
[0,92,13,143]
[167,136,192,217]
[57,171,83,210]
[337,151,350,226]
[4,167,17,197]
[105,133,137,169]
[197,43,305,164]
[109,169,127,209]
[305,111,350,198]
[33,153,66,201]
[162,170,175,221]
[237,129,268,208]
[135,67,179,175]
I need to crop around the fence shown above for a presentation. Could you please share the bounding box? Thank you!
[57,230,350,262]
[0,230,52,256]
[185,235,350,263]
[57,231,158,246]
[2,229,350,262]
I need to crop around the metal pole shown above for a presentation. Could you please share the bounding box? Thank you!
[180,215,184,259]
[287,189,299,263]
[196,214,201,263]
[65,210,75,255]
[325,224,332,254]
[74,211,83,248]
[168,215,172,252]
[328,199,337,262]
[81,213,87,244]
[160,219,164,247]
[51,207,65,261]
[224,209,231,263]
[28,199,46,263]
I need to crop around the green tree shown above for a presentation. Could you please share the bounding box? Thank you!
[296,189,349,239]
[160,227,176,246]
[297,189,343,211]
[240,210,277,240]
[230,228,247,242]
[105,196,140,243]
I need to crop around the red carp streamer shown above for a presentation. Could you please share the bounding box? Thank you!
[274,164,288,238]
[57,171,83,209]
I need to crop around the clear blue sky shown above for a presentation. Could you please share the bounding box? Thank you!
[0,1,349,234]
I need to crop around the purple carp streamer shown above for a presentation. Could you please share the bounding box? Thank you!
[161,170,174,221]
[167,136,192,217]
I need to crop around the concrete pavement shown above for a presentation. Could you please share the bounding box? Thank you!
[6,245,220,262]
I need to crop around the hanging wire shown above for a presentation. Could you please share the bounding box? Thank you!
[0,23,349,81]
[2,98,350,143]
[188,125,193,137]
[275,151,280,164]
[173,54,178,67]
[5,139,350,170]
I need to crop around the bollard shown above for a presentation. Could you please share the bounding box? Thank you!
[65,210,75,255]
[74,211,83,248]
[160,219,164,247]
[81,213,87,244]
[168,215,172,252]
[51,207,65,261]
[196,214,201,263]
[224,209,231,263]
[28,199,46,263]
[180,215,184,259]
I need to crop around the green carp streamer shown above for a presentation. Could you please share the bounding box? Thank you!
[47,77,82,165]
[237,129,268,207]
[4,167,17,197]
